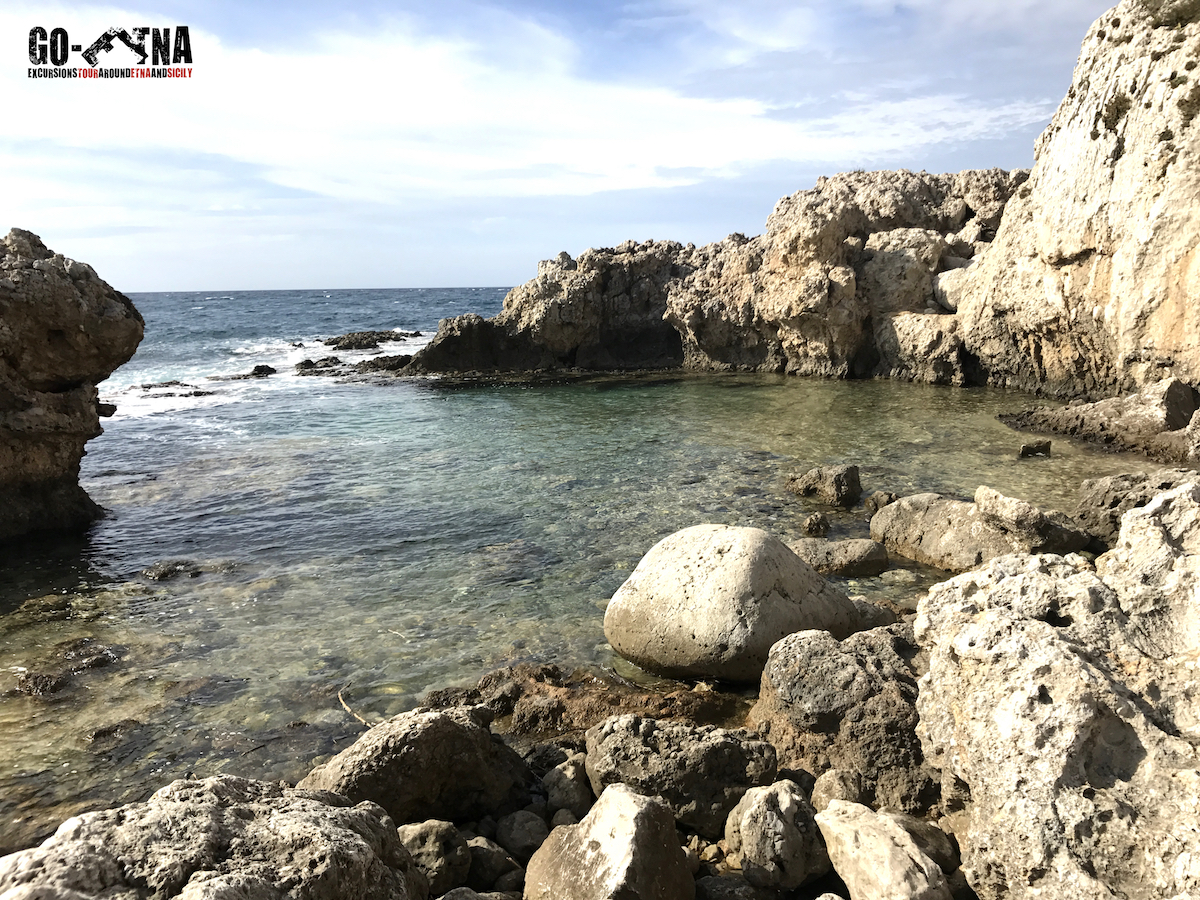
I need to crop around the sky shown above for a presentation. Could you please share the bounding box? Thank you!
[4,0,1116,291]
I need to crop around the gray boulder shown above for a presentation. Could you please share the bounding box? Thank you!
[723,780,829,889]
[604,524,864,682]
[493,810,547,864]
[787,538,889,577]
[816,800,951,900]
[786,465,862,507]
[397,819,470,896]
[542,752,593,820]
[298,706,529,826]
[1075,467,1197,545]
[748,623,939,815]
[916,481,1200,899]
[0,775,428,900]
[464,836,520,892]
[585,715,776,839]
[524,784,694,900]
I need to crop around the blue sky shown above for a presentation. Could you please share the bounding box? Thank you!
[5,0,1114,290]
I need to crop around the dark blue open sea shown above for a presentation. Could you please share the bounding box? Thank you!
[0,287,1150,851]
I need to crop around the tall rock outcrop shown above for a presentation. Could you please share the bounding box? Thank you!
[0,229,143,542]
[404,240,689,374]
[665,169,1025,383]
[950,0,1200,397]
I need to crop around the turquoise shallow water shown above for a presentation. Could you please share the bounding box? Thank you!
[0,289,1152,852]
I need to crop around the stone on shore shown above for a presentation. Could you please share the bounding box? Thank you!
[397,819,471,896]
[0,229,143,542]
[723,780,830,889]
[584,714,777,839]
[0,775,428,900]
[815,800,952,900]
[297,706,530,826]
[524,783,695,900]
[916,482,1200,899]
[604,525,864,682]
[787,538,889,577]
[542,752,594,820]
[748,623,939,815]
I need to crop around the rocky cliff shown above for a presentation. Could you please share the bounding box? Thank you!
[948,0,1200,397]
[0,229,143,542]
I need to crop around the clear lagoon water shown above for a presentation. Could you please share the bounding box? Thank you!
[0,287,1152,852]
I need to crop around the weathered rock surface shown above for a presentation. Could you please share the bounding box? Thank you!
[584,715,777,839]
[815,800,952,900]
[604,525,864,682]
[665,170,1024,381]
[723,780,830,889]
[916,482,1200,899]
[1000,377,1200,461]
[397,819,471,896]
[542,752,594,820]
[0,228,143,542]
[297,706,530,826]
[947,1,1200,397]
[494,810,547,864]
[524,783,695,900]
[787,538,889,577]
[786,465,862,507]
[0,775,428,900]
[870,487,1089,572]
[404,242,688,374]
[1076,466,1198,544]
[464,836,520,892]
[748,623,939,815]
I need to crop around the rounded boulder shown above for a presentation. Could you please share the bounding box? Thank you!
[604,525,861,682]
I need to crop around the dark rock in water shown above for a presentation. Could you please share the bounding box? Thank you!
[1019,440,1051,458]
[140,559,202,580]
[15,670,72,697]
[802,513,830,537]
[404,243,689,375]
[864,490,899,516]
[787,538,889,577]
[0,775,429,900]
[1075,467,1198,545]
[999,378,1200,463]
[787,465,862,508]
[585,714,777,839]
[355,353,414,374]
[249,364,276,377]
[324,329,418,351]
[749,623,940,816]
[295,356,346,375]
[298,705,532,825]
[0,228,143,542]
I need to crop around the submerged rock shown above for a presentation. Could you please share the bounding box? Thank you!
[603,524,864,682]
[916,482,1200,899]
[786,465,862,508]
[584,714,777,839]
[297,706,530,826]
[525,783,695,900]
[0,775,428,900]
[0,228,143,542]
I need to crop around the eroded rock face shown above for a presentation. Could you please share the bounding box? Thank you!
[916,485,1200,899]
[404,242,688,373]
[1076,466,1198,544]
[0,775,428,900]
[297,706,530,826]
[603,525,864,682]
[664,169,1024,381]
[748,624,939,815]
[525,783,695,900]
[0,228,143,541]
[584,714,777,839]
[949,1,1200,397]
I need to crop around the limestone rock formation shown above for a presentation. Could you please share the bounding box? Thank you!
[949,0,1200,397]
[525,784,695,900]
[748,624,940,815]
[723,780,830,889]
[664,170,1024,381]
[297,706,530,826]
[603,524,864,682]
[0,228,143,541]
[1076,466,1198,543]
[397,819,471,896]
[870,487,1089,572]
[404,242,689,374]
[0,775,428,900]
[916,484,1200,899]
[584,714,777,839]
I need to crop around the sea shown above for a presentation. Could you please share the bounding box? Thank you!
[0,287,1151,852]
